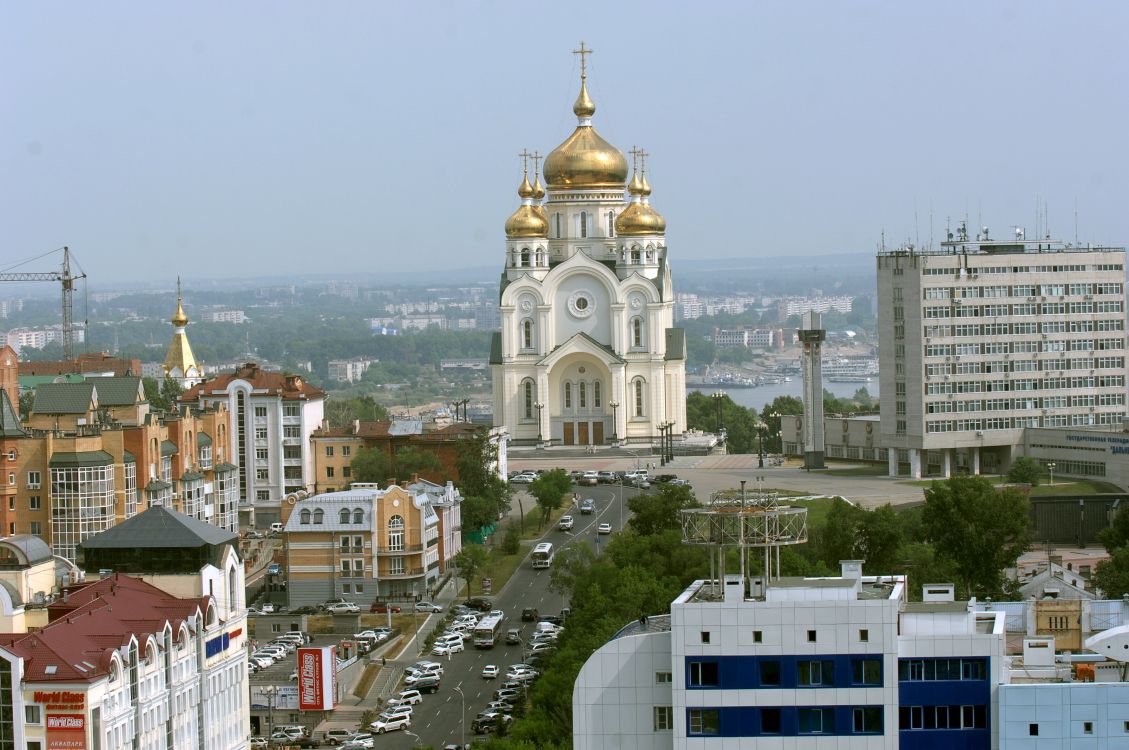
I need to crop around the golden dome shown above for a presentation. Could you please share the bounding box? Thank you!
[518,174,534,199]
[543,77,628,190]
[640,174,652,197]
[532,175,545,200]
[171,279,188,326]
[505,205,548,238]
[628,170,644,196]
[615,201,666,236]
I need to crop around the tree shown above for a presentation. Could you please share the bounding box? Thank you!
[453,544,488,600]
[500,522,521,555]
[394,446,442,481]
[530,469,572,529]
[454,432,511,519]
[324,395,388,428]
[17,391,34,421]
[459,495,497,538]
[1093,546,1129,598]
[626,484,698,536]
[921,476,1033,598]
[1099,504,1129,553]
[351,447,392,484]
[1006,457,1041,487]
[159,376,184,411]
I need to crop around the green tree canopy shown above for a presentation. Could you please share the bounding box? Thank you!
[626,484,698,536]
[921,476,1033,598]
[350,447,392,484]
[529,469,572,530]
[453,544,489,599]
[324,395,388,428]
[1093,546,1129,598]
[393,446,442,480]
[1006,456,1041,486]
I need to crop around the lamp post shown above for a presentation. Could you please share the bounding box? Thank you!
[609,401,619,444]
[454,685,466,749]
[712,391,725,433]
[666,421,675,464]
[534,402,544,444]
[1047,461,1056,487]
[756,422,768,468]
[262,685,277,740]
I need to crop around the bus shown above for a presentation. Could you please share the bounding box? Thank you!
[473,613,504,649]
[531,542,554,569]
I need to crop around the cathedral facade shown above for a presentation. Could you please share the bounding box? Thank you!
[491,54,686,446]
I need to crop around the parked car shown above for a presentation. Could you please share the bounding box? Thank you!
[370,709,412,733]
[493,687,521,702]
[369,601,402,613]
[326,731,373,746]
[527,641,554,655]
[482,664,499,679]
[472,711,514,734]
[432,639,465,656]
[414,601,443,613]
[558,515,574,531]
[509,472,537,484]
[578,471,599,486]
[326,602,360,614]
[597,522,612,534]
[249,738,268,749]
[387,689,423,706]
[266,562,282,575]
[321,597,351,611]
[669,478,692,488]
[466,597,494,611]
[409,673,441,693]
[505,628,522,644]
[354,629,388,644]
[486,699,514,712]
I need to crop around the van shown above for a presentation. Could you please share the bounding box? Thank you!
[269,522,284,535]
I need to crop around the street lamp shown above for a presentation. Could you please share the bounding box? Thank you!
[454,685,466,749]
[712,391,725,433]
[1048,462,1056,487]
[534,402,544,444]
[609,401,619,444]
[755,422,768,468]
[262,685,278,740]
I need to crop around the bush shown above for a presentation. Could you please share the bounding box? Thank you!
[1006,456,1041,486]
[501,523,521,555]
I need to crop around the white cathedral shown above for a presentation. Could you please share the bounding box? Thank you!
[491,51,687,447]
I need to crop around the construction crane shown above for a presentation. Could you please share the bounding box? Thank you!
[0,246,87,360]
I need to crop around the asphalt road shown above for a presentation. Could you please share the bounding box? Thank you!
[373,481,635,749]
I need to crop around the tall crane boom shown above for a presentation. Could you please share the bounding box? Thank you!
[0,246,86,360]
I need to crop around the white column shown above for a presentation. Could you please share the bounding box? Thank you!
[971,447,981,475]
[942,450,952,479]
[888,449,898,477]
[537,370,551,445]
[909,448,922,480]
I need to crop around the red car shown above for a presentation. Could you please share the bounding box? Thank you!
[370,602,402,614]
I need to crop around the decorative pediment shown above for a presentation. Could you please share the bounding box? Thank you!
[538,332,625,369]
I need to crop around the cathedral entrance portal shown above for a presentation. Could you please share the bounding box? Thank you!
[578,422,589,445]
[560,420,606,446]
[563,422,574,445]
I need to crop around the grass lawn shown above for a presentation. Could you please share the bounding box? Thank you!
[898,475,1123,495]
[820,464,890,477]
[785,496,839,528]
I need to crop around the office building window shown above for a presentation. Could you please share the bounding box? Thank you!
[852,659,882,686]
[1030,724,1038,736]
[688,661,719,687]
[653,706,672,731]
[798,660,833,686]
[853,707,882,734]
[655,672,672,684]
[753,630,763,643]
[700,631,710,644]
[688,709,719,736]
[798,708,834,734]
[807,629,817,642]
[859,629,869,642]
[761,708,781,734]
[759,661,781,686]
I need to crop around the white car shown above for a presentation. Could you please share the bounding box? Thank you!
[597,523,612,534]
[482,664,499,679]
[387,689,422,706]
[558,514,574,530]
[527,641,554,654]
[338,734,374,749]
[249,656,273,669]
[510,472,537,484]
[354,630,386,643]
[325,601,360,614]
[414,601,443,613]
[370,707,412,733]
[432,639,465,656]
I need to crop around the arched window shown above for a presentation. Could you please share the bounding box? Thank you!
[521,319,534,350]
[580,212,588,238]
[631,317,644,348]
[389,515,404,551]
[554,214,561,238]
[607,211,615,237]
[353,509,363,525]
[633,377,646,417]
[522,379,535,420]
[594,381,602,408]
[631,247,641,264]
[579,382,587,409]
[313,509,324,525]
[299,509,311,525]
[520,248,531,267]
[564,382,572,410]
[339,508,350,524]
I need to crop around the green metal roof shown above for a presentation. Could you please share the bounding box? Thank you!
[146,478,172,492]
[0,391,26,438]
[88,376,143,406]
[19,374,85,390]
[214,462,237,473]
[122,450,135,463]
[180,470,205,482]
[49,450,113,468]
[161,440,178,456]
[196,432,212,446]
[489,332,502,365]
[32,382,95,415]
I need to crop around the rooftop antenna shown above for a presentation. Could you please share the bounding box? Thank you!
[914,198,920,250]
[1074,197,1079,244]
[1044,199,1050,239]
[928,201,933,250]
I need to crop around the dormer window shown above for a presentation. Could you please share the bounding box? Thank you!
[339,508,350,524]
[299,509,311,525]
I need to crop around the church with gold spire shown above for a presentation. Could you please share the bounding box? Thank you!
[163,278,204,388]
[491,44,687,447]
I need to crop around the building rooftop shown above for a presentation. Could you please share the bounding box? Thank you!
[78,505,236,550]
[180,361,325,402]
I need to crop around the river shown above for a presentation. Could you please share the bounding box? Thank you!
[687,378,880,412]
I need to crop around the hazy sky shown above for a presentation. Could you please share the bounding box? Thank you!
[3,2,1127,284]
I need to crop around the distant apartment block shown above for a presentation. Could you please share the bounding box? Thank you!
[777,295,855,319]
[5,325,85,353]
[328,357,377,383]
[201,309,248,324]
[712,327,781,349]
[440,358,489,371]
[0,299,23,318]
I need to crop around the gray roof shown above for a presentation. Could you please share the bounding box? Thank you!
[285,488,382,533]
[0,391,26,438]
[161,440,178,456]
[197,432,212,446]
[49,450,114,468]
[489,332,502,365]
[32,382,95,415]
[0,535,53,566]
[80,505,237,550]
[389,420,423,436]
[88,376,143,406]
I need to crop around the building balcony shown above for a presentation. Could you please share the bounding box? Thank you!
[283,457,303,466]
[282,437,301,446]
[282,415,301,424]
[381,567,426,579]
[375,544,424,555]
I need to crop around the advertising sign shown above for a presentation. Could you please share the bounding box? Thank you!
[297,646,337,711]
[46,713,86,750]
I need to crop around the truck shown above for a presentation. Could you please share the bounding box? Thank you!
[473,613,504,649]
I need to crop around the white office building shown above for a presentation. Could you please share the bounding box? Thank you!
[877,224,1126,478]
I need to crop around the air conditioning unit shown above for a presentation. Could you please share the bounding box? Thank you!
[976,431,985,437]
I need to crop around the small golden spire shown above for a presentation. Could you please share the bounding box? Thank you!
[627,146,644,196]
[171,276,188,327]
[517,149,534,198]
[639,148,652,197]
[531,151,545,199]
[572,41,596,118]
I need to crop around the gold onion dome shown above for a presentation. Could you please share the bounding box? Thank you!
[505,174,548,238]
[543,80,628,190]
[171,282,188,326]
[615,201,666,236]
